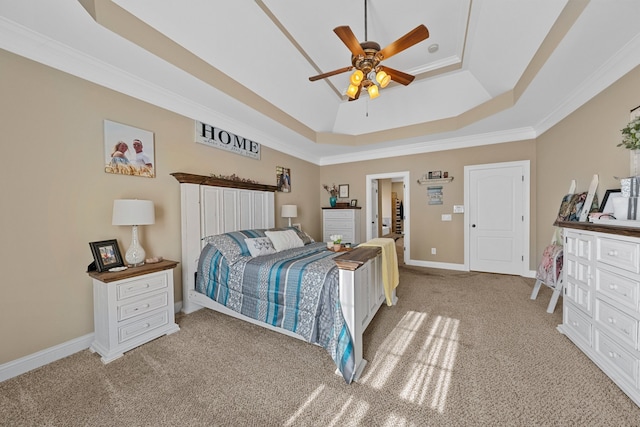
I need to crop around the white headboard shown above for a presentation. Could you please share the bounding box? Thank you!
[172,173,276,313]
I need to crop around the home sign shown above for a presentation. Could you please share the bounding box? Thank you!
[195,121,261,160]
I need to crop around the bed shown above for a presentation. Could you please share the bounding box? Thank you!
[172,173,396,383]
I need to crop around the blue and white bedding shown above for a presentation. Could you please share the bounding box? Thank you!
[196,228,356,383]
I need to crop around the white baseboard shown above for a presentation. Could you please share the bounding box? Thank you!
[406,260,537,279]
[0,333,93,383]
[406,259,467,271]
[0,304,184,383]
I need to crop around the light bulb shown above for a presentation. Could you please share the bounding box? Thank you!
[346,84,359,99]
[350,69,364,86]
[368,84,379,99]
[376,71,391,88]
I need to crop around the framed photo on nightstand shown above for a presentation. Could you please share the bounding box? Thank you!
[89,239,125,272]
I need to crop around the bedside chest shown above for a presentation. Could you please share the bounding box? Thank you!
[88,259,180,363]
[322,207,362,245]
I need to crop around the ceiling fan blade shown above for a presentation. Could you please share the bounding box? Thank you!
[309,66,354,82]
[378,25,429,60]
[334,26,366,57]
[379,66,415,86]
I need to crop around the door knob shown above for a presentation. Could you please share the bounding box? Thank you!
[471,224,476,228]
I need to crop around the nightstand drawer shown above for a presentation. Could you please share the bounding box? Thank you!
[118,292,168,322]
[117,274,167,301]
[118,311,169,344]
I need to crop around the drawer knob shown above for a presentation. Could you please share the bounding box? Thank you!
[608,317,616,324]
[607,250,618,257]
[608,351,618,359]
[608,283,617,290]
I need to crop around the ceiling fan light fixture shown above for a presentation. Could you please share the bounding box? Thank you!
[376,70,391,88]
[346,84,359,99]
[368,83,379,99]
[350,69,364,86]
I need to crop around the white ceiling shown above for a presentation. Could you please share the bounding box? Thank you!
[1,0,640,165]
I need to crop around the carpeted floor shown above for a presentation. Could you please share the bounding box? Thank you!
[1,266,639,426]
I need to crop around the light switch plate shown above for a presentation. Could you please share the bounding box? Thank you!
[441,214,452,221]
[453,205,464,213]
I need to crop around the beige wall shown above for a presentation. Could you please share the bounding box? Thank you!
[536,65,640,257]
[0,50,319,364]
[320,141,537,265]
[3,42,639,367]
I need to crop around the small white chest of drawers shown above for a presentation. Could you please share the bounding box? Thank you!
[323,207,362,245]
[88,260,180,363]
[558,222,640,407]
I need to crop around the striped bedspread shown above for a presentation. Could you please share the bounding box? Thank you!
[196,239,355,383]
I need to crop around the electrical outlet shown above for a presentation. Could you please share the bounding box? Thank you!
[441,214,452,221]
[431,248,437,255]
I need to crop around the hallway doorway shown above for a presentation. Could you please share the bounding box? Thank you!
[366,171,409,265]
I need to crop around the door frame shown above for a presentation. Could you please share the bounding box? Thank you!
[463,160,531,276]
[366,171,410,263]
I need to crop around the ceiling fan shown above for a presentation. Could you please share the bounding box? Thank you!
[308,1,429,101]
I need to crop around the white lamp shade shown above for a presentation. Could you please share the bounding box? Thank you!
[112,199,155,225]
[281,205,298,218]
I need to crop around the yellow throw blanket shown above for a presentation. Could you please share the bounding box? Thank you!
[358,238,399,305]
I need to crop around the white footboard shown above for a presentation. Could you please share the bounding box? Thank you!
[335,247,394,381]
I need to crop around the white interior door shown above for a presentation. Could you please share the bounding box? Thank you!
[370,179,379,238]
[466,161,529,275]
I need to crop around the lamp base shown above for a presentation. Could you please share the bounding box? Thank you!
[125,225,146,267]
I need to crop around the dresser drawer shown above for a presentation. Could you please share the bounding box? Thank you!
[597,236,640,274]
[565,257,592,287]
[564,279,592,315]
[565,232,593,260]
[118,292,169,322]
[118,310,169,344]
[596,267,639,312]
[324,210,355,220]
[323,220,354,230]
[595,299,638,350]
[594,329,639,388]
[117,273,168,301]
[563,303,592,347]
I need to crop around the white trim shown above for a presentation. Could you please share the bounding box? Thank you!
[0,303,184,383]
[0,334,93,383]
[464,160,531,276]
[406,260,467,271]
[365,171,410,265]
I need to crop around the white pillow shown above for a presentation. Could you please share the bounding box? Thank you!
[264,230,304,252]
[245,237,277,257]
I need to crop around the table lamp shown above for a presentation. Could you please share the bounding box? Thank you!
[112,199,155,267]
[281,204,297,227]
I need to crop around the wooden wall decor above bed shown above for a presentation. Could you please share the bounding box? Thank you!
[171,172,277,192]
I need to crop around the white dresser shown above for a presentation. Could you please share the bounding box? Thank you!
[322,207,361,245]
[89,260,180,363]
[558,222,640,407]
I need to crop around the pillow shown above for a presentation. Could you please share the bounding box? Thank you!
[202,229,267,263]
[269,226,315,245]
[245,237,277,257]
[264,229,304,252]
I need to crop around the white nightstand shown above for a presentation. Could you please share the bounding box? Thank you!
[88,259,180,363]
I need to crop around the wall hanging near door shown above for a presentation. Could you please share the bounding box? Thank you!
[427,186,443,205]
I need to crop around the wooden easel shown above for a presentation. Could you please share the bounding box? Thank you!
[530,175,598,313]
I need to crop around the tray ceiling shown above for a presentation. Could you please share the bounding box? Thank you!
[1,1,640,164]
